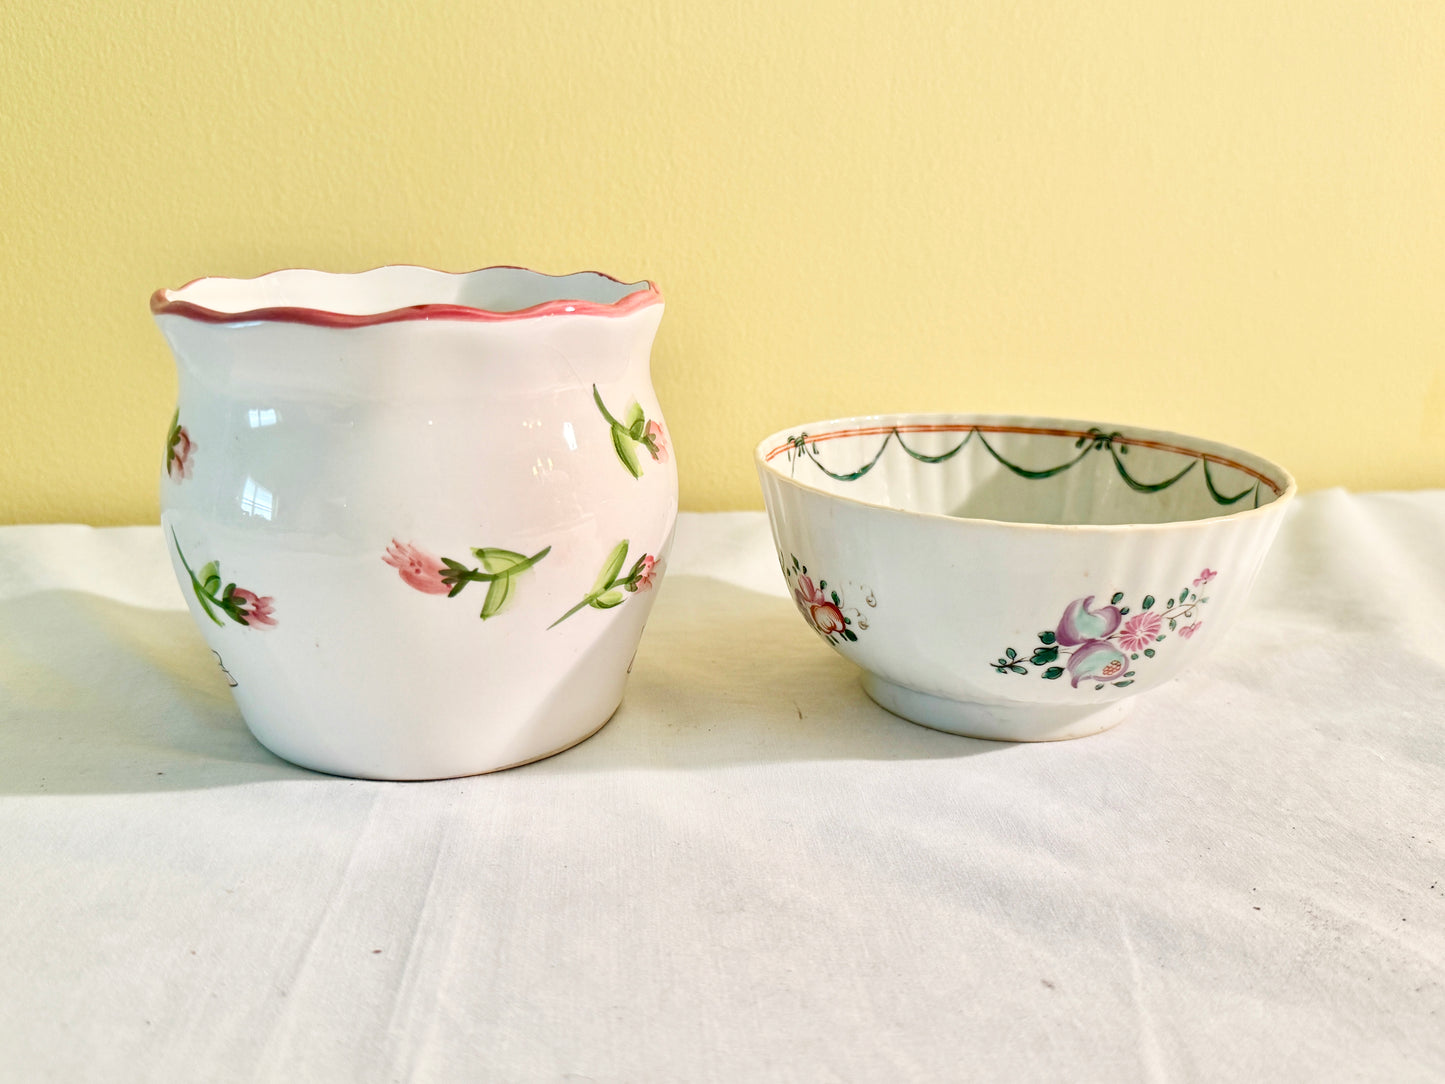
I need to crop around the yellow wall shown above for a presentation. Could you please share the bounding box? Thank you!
[2,1,1442,523]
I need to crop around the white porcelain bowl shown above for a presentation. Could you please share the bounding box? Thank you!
[755,414,1295,741]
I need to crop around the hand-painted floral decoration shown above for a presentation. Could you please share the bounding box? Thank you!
[644,420,668,463]
[782,552,874,644]
[383,540,451,595]
[593,385,667,478]
[385,538,550,620]
[165,409,195,481]
[550,539,659,627]
[988,571,1216,689]
[172,529,276,629]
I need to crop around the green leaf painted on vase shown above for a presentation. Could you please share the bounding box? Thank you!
[1042,666,1064,680]
[1142,595,1155,610]
[1039,630,1056,645]
[476,549,527,620]
[611,426,643,478]
[1110,591,1124,605]
[479,576,513,620]
[593,540,630,594]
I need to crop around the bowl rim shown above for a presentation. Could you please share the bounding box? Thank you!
[754,411,1297,532]
[150,264,661,327]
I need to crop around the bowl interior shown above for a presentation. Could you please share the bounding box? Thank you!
[162,266,653,318]
[758,415,1293,526]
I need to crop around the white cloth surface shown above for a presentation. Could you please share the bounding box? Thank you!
[0,494,1442,1083]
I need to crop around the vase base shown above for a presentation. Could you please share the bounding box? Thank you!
[245,700,621,781]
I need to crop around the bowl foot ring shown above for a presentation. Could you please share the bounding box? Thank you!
[861,674,1133,742]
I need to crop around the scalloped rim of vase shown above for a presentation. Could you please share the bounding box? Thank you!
[150,264,662,327]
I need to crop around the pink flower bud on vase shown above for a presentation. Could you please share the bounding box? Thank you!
[644,420,668,463]
[167,426,195,480]
[230,588,276,628]
[383,540,451,595]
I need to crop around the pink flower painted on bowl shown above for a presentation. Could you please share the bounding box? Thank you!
[793,573,823,608]
[809,599,847,635]
[644,420,669,463]
[794,573,834,633]
[231,588,277,628]
[1118,611,1163,653]
[1066,639,1129,688]
[1193,568,1217,588]
[787,561,867,643]
[1178,621,1203,639]
[384,540,451,595]
[1056,596,1122,646]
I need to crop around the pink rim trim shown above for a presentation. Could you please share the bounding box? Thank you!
[765,423,1284,494]
[150,265,662,327]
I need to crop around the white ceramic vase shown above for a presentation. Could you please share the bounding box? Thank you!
[153,266,676,779]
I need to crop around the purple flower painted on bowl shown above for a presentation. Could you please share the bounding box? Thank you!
[1055,596,1122,647]
[1118,611,1163,653]
[1066,639,1128,688]
[1193,568,1217,588]
[1179,621,1203,639]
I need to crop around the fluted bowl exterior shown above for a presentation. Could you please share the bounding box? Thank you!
[756,414,1294,741]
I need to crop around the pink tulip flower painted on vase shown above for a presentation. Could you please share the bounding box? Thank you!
[384,538,552,620]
